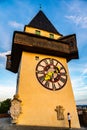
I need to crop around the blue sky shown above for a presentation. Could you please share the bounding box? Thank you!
[0,0,87,105]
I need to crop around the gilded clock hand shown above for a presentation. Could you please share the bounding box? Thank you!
[45,71,54,81]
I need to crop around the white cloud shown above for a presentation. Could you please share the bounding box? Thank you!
[65,0,87,29]
[9,21,24,29]
[68,60,87,105]
[81,66,87,76]
[76,99,87,105]
[65,15,87,28]
[65,0,81,13]
[0,85,16,101]
[0,51,11,58]
[71,74,87,103]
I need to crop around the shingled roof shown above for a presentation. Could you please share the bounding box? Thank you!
[27,10,62,35]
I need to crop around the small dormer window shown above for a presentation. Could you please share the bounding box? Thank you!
[50,34,54,39]
[35,30,40,35]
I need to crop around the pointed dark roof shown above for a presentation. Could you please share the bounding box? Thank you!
[27,10,62,35]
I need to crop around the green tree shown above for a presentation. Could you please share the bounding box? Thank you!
[0,99,11,114]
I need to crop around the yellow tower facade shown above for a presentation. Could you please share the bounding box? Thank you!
[6,10,80,128]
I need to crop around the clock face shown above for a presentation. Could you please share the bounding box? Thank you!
[36,58,67,91]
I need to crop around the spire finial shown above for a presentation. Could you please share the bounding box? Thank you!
[40,4,42,10]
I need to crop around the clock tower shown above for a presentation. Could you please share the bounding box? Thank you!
[6,10,80,128]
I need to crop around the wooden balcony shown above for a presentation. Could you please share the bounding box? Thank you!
[6,31,79,73]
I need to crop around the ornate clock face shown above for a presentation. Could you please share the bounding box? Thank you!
[36,58,67,91]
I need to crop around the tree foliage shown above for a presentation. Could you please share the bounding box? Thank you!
[0,99,11,114]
